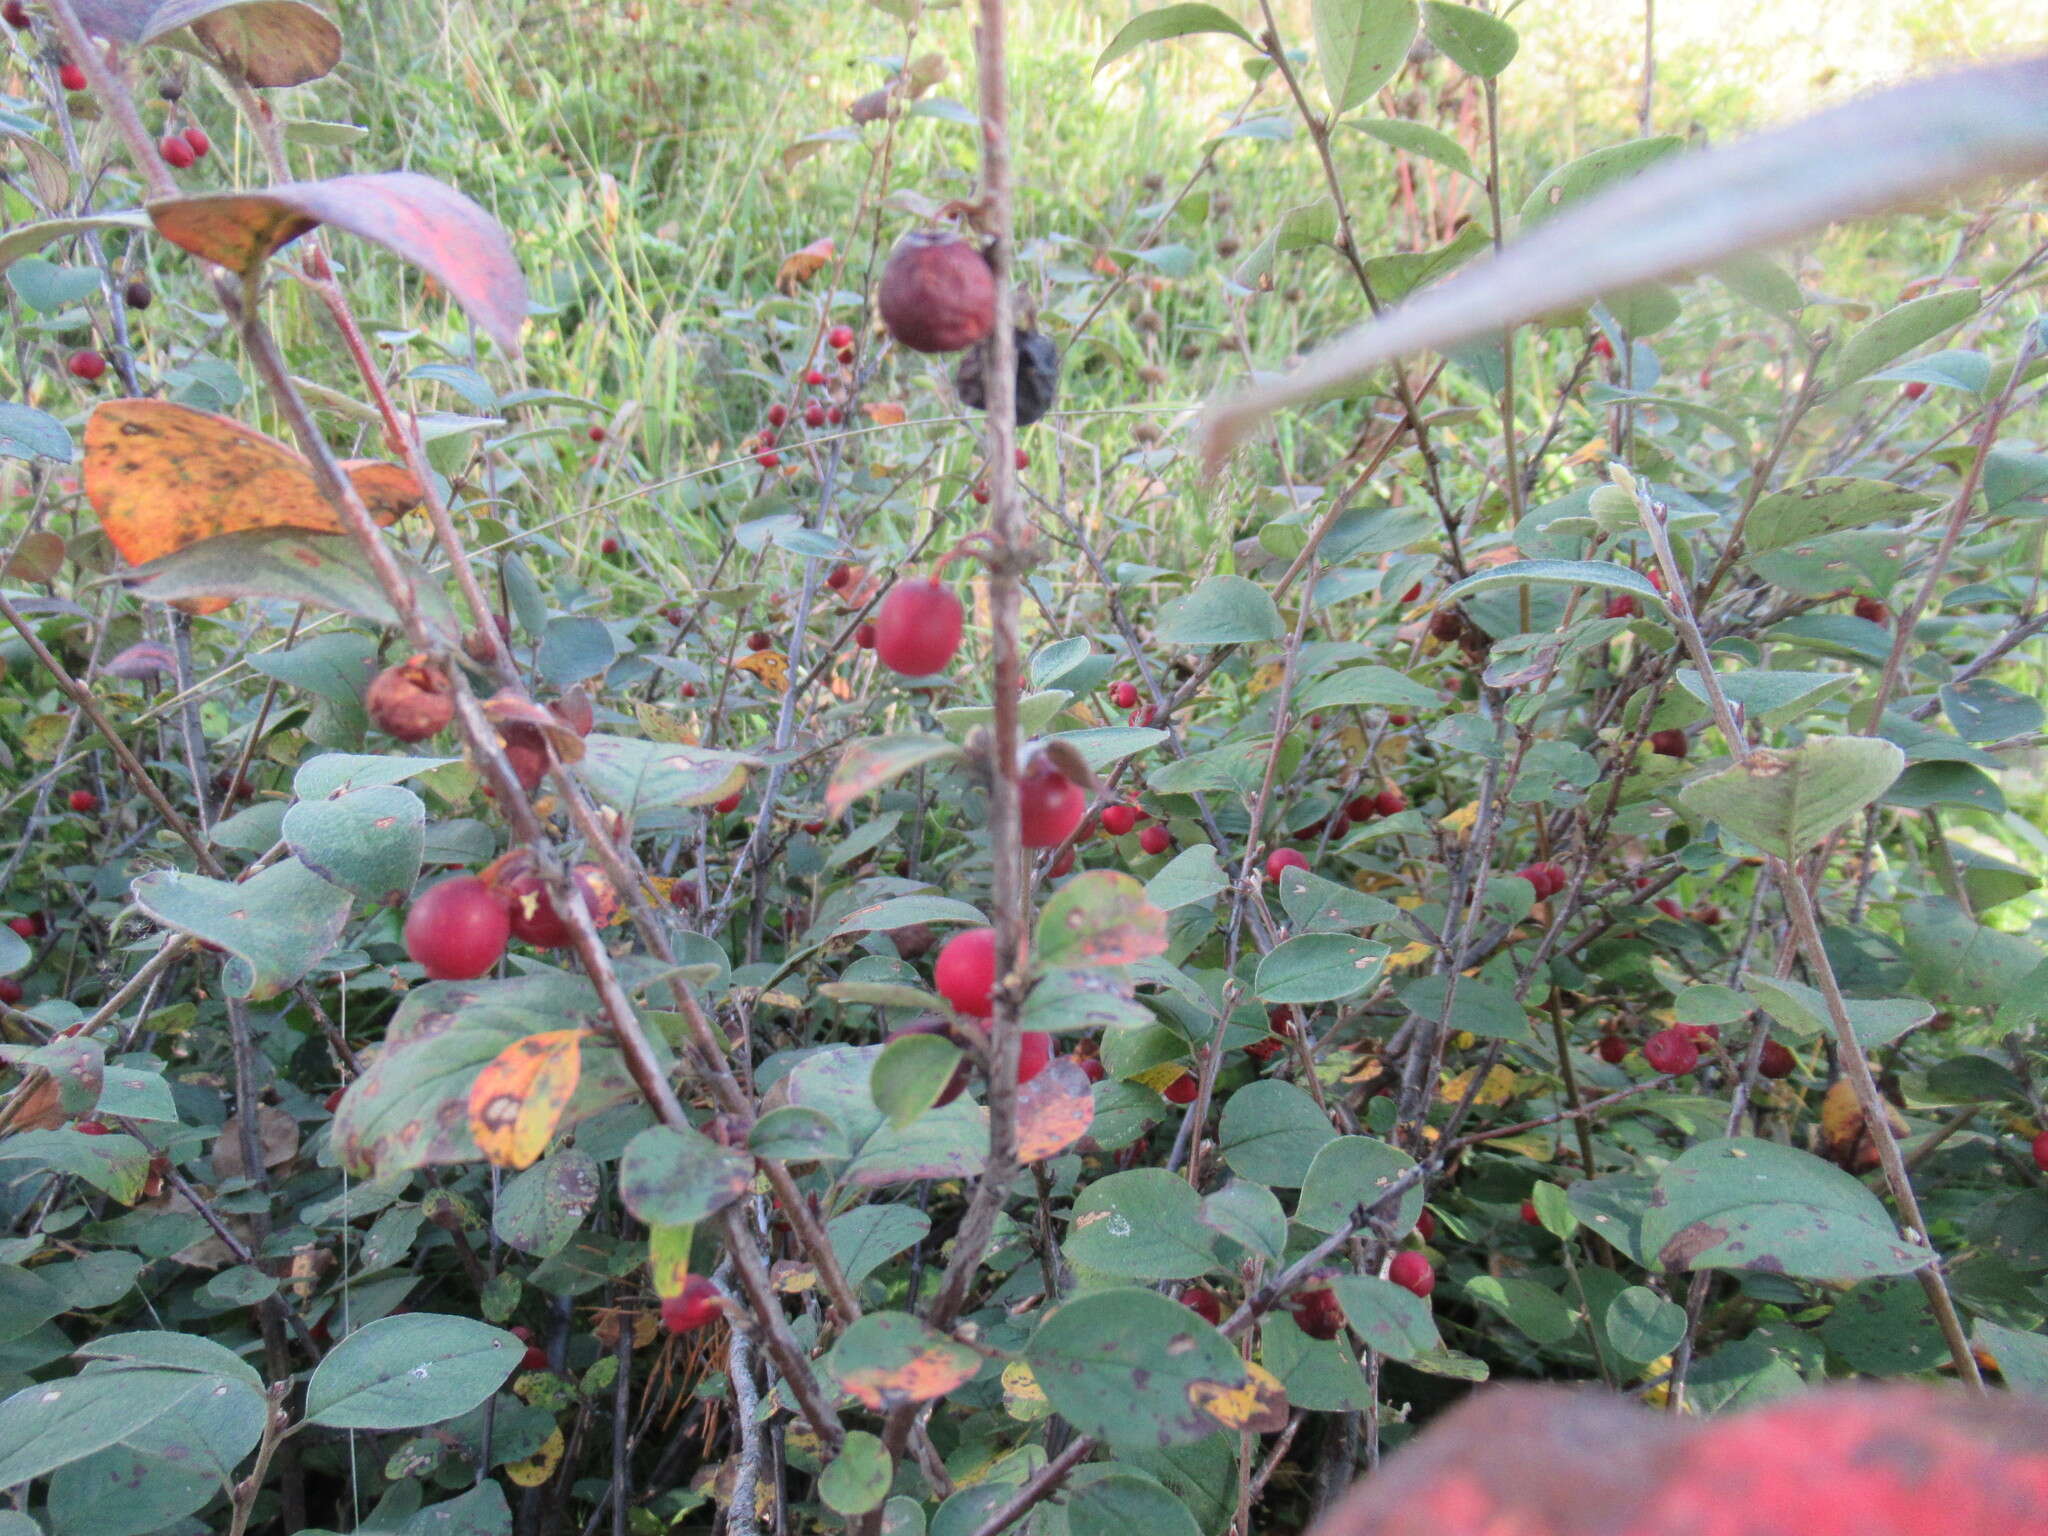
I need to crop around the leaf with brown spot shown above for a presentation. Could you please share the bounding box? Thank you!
[828,1311,982,1410]
[776,237,835,293]
[85,400,421,614]
[1188,1360,1289,1435]
[1015,1057,1094,1164]
[149,172,527,353]
[212,1104,300,1180]
[467,1029,587,1170]
[138,0,341,87]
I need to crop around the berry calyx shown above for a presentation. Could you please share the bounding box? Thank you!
[66,349,107,381]
[1428,607,1466,643]
[123,279,151,310]
[1138,824,1171,856]
[1387,1250,1436,1298]
[183,124,210,157]
[159,133,195,168]
[874,576,964,676]
[1649,729,1689,758]
[1643,1026,1700,1076]
[1017,754,1086,849]
[404,875,511,981]
[934,927,998,1018]
[661,1274,723,1334]
[365,655,454,742]
[1757,1040,1797,1080]
[1100,804,1138,837]
[1266,847,1309,884]
[483,852,618,950]
[67,789,97,814]
[878,231,996,354]
[1180,1285,1223,1326]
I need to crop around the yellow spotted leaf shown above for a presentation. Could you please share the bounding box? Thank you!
[1384,941,1434,971]
[1001,1360,1051,1422]
[1248,661,1286,693]
[772,1260,819,1293]
[633,700,697,746]
[467,1029,587,1170]
[1130,1062,1189,1094]
[1440,1063,1517,1106]
[506,1427,565,1487]
[648,1222,694,1299]
[734,650,789,692]
[1439,801,1480,834]
[1188,1361,1289,1434]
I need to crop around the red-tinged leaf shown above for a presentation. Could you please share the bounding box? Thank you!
[149,172,528,353]
[1303,1384,2048,1536]
[1015,1057,1095,1164]
[1203,57,2048,466]
[1034,870,1170,969]
[138,0,341,88]
[826,734,966,818]
[467,1029,588,1170]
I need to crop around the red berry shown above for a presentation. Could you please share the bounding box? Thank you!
[679,682,697,699]
[874,576,964,676]
[826,325,855,351]
[1415,1209,1437,1243]
[1592,333,1614,359]
[806,368,828,387]
[1180,1285,1223,1326]
[767,403,788,428]
[1516,862,1566,900]
[485,854,616,951]
[0,978,21,1006]
[1519,1199,1540,1226]
[878,232,996,354]
[66,349,106,381]
[713,791,742,815]
[76,1119,109,1136]
[1345,795,1377,823]
[1646,566,1667,593]
[1289,1276,1344,1341]
[1110,680,1139,710]
[600,536,620,556]
[668,879,699,911]
[1854,596,1891,626]
[1401,583,1423,603]
[2033,1130,2048,1174]
[520,1344,549,1371]
[67,789,97,814]
[1138,825,1171,856]
[3,2,31,28]
[1604,594,1638,619]
[825,564,853,591]
[1596,1034,1629,1065]
[827,406,843,424]
[404,876,511,981]
[1161,1072,1199,1105]
[8,915,41,940]
[1100,804,1138,837]
[1650,729,1688,758]
[59,62,87,91]
[1017,1030,1052,1085]
[747,630,772,652]
[1388,1250,1435,1298]
[1643,1026,1700,1076]
[1691,902,1724,926]
[1048,845,1075,878]
[805,403,827,429]
[1266,847,1309,884]
[1074,1053,1106,1083]
[366,655,454,742]
[589,426,606,441]
[1018,757,1086,848]
[1388,713,1411,727]
[1903,380,1928,400]
[661,1274,723,1334]
[1758,1040,1797,1080]
[1015,448,1029,470]
[182,125,210,157]
[756,451,780,469]
[1374,788,1406,817]
[1654,897,1685,921]
[855,622,877,649]
[935,927,999,1018]
[159,134,195,168]
[971,482,990,504]
[837,348,855,365]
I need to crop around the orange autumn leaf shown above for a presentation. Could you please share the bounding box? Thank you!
[863,401,908,427]
[1015,1059,1095,1164]
[735,650,790,692]
[777,236,835,293]
[467,1028,588,1169]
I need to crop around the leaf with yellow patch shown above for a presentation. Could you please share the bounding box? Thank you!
[734,650,789,692]
[647,1222,694,1298]
[1001,1360,1051,1422]
[1188,1360,1290,1434]
[1131,1062,1190,1094]
[1384,941,1434,971]
[863,401,908,427]
[829,1312,983,1410]
[505,1426,565,1487]
[1439,801,1480,834]
[1440,1063,1517,1106]
[467,1029,587,1170]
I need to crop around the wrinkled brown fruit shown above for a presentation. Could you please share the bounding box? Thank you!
[366,654,454,742]
[878,231,997,354]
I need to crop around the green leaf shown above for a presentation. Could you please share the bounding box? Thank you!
[1974,1320,2048,1398]
[1350,117,1478,179]
[1145,844,1231,910]
[819,1431,894,1517]
[826,734,966,818]
[492,1149,601,1258]
[1604,1286,1687,1363]
[1679,736,1903,859]
[1154,575,1285,647]
[617,1125,753,1226]
[1095,4,1255,73]
[535,615,614,689]
[1064,1169,1219,1280]
[1298,664,1438,711]
[827,1204,931,1286]
[1741,971,1931,1047]
[1217,1080,1338,1188]
[294,751,459,798]
[1397,974,1532,1043]
[1466,1275,1576,1344]
[1832,287,1981,385]
[1330,1274,1444,1360]
[1313,0,1417,116]
[0,1264,71,1344]
[1296,1136,1423,1236]
[0,402,73,463]
[574,734,754,818]
[1036,871,1170,968]
[1253,933,1388,1004]
[1275,868,1402,933]
[1198,1179,1288,1263]
[131,858,353,1001]
[1675,668,1849,730]
[1742,476,1940,553]
[1025,1288,1248,1449]
[0,1128,150,1203]
[748,1104,850,1162]
[1519,136,1684,226]
[827,1312,981,1410]
[1941,677,2044,743]
[0,1368,240,1489]
[1066,1469,1202,1536]
[832,894,987,937]
[1901,897,2045,1014]
[124,529,460,642]
[282,783,424,903]
[1640,1138,1930,1280]
[870,1031,964,1129]
[304,1314,521,1430]
[784,1045,987,1187]
[1421,0,1517,76]
[1440,559,1664,611]
[47,1373,268,1536]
